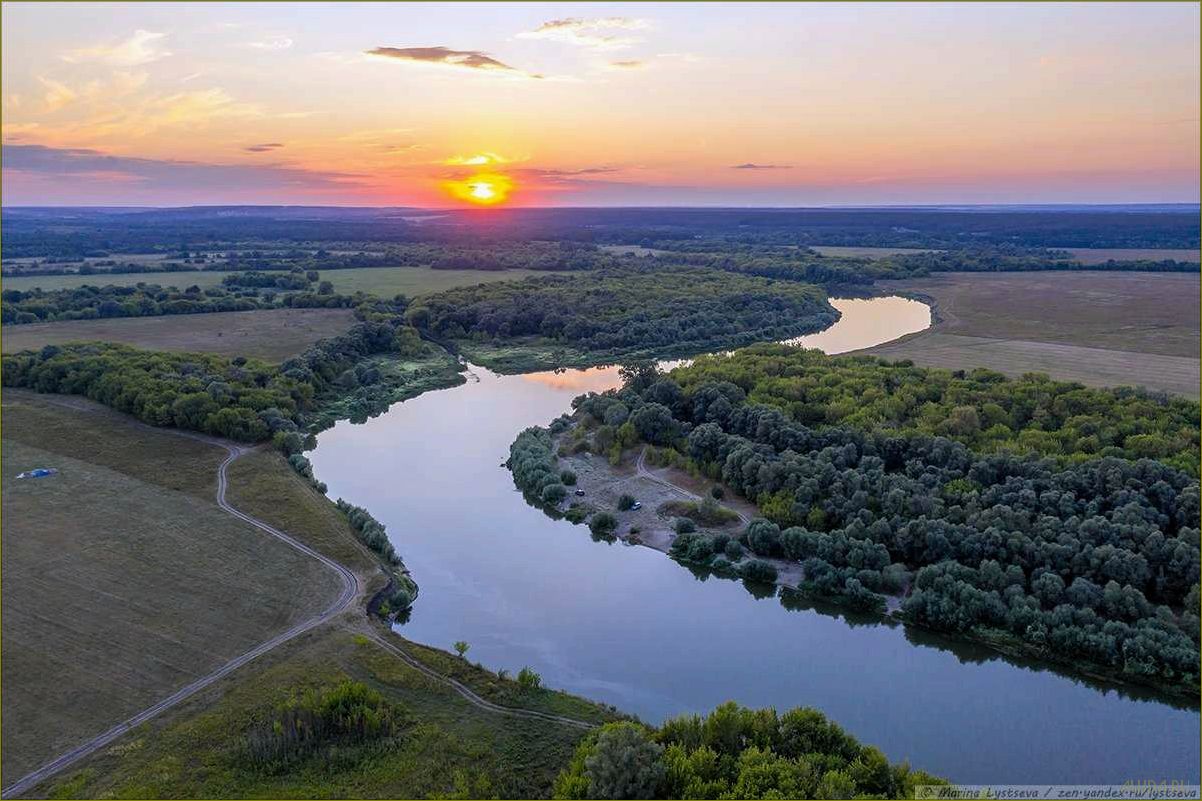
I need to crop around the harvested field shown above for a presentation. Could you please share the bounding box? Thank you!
[0,392,343,779]
[863,272,1200,396]
[1062,247,1200,264]
[0,266,546,297]
[810,245,936,259]
[1,307,356,362]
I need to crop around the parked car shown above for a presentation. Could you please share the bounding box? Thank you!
[630,501,642,510]
[575,489,586,496]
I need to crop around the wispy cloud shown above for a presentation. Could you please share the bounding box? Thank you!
[246,35,293,51]
[244,142,284,153]
[38,77,77,112]
[442,151,512,166]
[365,46,541,78]
[3,143,363,195]
[518,17,649,50]
[62,29,171,67]
[731,163,793,170]
[608,60,645,70]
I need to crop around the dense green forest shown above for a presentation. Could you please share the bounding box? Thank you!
[4,206,1197,257]
[669,344,1200,475]
[523,349,1201,693]
[406,267,839,369]
[554,702,945,799]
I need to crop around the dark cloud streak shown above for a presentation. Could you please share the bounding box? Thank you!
[366,46,540,77]
[731,163,793,170]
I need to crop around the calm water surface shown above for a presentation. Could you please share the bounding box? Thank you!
[310,297,1200,784]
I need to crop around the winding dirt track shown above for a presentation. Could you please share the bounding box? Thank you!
[635,446,750,525]
[3,422,593,798]
[1,439,360,799]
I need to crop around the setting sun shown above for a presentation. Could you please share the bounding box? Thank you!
[443,173,513,206]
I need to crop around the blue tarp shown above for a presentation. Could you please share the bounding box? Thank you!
[16,468,58,479]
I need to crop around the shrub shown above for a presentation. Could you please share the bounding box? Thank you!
[618,494,636,511]
[590,512,618,536]
[674,518,697,534]
[740,560,778,583]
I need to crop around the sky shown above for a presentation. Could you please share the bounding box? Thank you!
[1,2,1198,207]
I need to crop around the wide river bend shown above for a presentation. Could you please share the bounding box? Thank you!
[310,297,1200,784]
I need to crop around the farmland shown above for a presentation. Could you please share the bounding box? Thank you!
[862,271,1200,396]
[0,392,344,779]
[0,265,548,297]
[0,308,357,362]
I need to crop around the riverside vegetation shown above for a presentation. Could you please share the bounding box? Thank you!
[509,349,1201,696]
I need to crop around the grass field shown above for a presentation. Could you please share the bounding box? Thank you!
[0,308,357,362]
[32,626,612,799]
[864,272,1200,397]
[0,266,548,296]
[810,245,936,259]
[0,392,344,779]
[2,393,618,798]
[1061,247,1200,264]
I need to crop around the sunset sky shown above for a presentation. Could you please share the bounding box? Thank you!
[2,2,1198,207]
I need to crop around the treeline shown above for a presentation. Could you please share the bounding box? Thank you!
[407,267,838,361]
[885,248,1198,274]
[1,277,355,325]
[2,309,418,442]
[669,344,1200,476]
[561,352,1200,691]
[554,702,945,799]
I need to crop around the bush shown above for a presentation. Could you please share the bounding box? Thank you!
[590,512,618,536]
[674,518,697,534]
[561,469,578,486]
[517,666,542,691]
[618,494,636,511]
[740,560,778,583]
[542,483,569,504]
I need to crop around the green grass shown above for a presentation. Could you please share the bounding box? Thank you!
[0,393,343,779]
[33,627,617,799]
[1,266,548,297]
[1,308,358,362]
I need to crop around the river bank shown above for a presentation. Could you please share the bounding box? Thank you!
[308,295,1200,784]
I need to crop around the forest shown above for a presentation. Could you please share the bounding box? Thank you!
[4,205,1197,257]
[0,309,423,443]
[406,267,839,365]
[553,702,945,799]
[668,344,1201,475]
[0,274,359,324]
[538,349,1201,693]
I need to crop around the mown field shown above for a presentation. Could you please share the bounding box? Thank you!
[0,392,344,780]
[1,265,546,296]
[809,245,936,259]
[864,271,1200,396]
[1,308,356,362]
[1062,247,1200,264]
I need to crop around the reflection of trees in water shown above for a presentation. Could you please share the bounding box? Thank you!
[682,559,1199,713]
[517,463,1197,713]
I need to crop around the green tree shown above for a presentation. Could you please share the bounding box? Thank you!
[584,723,665,800]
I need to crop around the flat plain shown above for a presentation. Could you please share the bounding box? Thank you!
[0,265,545,296]
[0,307,356,361]
[863,271,1200,396]
[0,392,343,779]
[1061,247,1200,264]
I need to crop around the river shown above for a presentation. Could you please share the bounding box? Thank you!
[309,296,1200,784]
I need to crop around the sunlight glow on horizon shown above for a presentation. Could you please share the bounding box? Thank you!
[1,2,1197,206]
